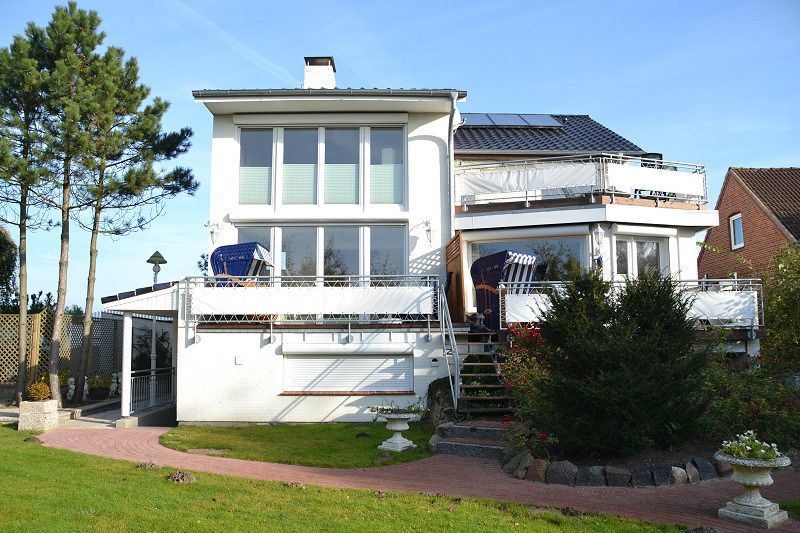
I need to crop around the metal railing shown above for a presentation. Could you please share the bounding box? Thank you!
[437,285,461,407]
[498,278,764,331]
[181,275,440,330]
[455,153,708,208]
[130,367,175,414]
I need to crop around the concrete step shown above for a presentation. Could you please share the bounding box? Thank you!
[460,383,504,389]
[459,395,511,401]
[437,421,506,441]
[458,407,515,414]
[435,436,505,460]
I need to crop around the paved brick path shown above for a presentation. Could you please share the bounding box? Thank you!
[41,428,800,532]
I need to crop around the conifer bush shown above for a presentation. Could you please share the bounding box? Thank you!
[504,269,710,457]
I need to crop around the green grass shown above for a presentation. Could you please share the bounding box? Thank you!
[160,422,434,468]
[782,501,800,520]
[0,425,681,533]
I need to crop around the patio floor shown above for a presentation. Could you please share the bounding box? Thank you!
[39,427,800,532]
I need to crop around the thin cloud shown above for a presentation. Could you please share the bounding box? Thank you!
[172,0,300,87]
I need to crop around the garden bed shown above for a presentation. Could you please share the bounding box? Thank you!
[160,422,435,468]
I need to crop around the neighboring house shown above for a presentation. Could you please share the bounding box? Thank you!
[101,57,764,424]
[698,167,800,278]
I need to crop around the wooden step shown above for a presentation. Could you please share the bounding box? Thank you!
[460,373,500,378]
[453,362,500,366]
[460,384,503,389]
[458,407,515,414]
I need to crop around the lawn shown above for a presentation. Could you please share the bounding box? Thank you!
[0,425,681,533]
[160,421,435,468]
[782,501,800,520]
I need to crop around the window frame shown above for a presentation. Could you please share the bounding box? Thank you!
[236,124,407,211]
[612,235,668,279]
[729,213,744,250]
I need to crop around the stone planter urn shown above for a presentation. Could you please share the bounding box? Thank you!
[18,399,59,431]
[378,413,417,452]
[714,451,791,528]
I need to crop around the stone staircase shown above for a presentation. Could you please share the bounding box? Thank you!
[431,420,506,460]
[452,331,513,416]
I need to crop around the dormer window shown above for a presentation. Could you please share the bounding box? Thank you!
[729,213,744,250]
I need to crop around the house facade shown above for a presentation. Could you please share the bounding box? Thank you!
[698,167,800,279]
[101,57,764,424]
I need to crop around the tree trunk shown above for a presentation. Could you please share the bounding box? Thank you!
[76,169,103,403]
[49,158,70,405]
[15,184,29,405]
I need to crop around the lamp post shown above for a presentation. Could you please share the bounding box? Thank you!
[146,252,167,408]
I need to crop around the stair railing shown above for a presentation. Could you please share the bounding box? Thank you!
[437,283,461,408]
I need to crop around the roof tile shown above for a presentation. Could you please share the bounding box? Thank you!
[732,167,800,240]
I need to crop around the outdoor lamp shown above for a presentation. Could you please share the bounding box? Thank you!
[146,251,167,284]
[592,224,605,257]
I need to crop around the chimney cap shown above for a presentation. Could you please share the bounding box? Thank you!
[304,56,336,72]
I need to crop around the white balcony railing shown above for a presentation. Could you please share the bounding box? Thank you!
[455,153,707,209]
[130,367,175,414]
[498,278,763,331]
[182,275,440,328]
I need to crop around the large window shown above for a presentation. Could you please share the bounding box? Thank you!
[281,227,317,276]
[729,213,744,250]
[237,226,272,249]
[324,128,359,204]
[471,237,584,281]
[323,226,359,276]
[370,226,405,276]
[370,128,404,204]
[282,129,318,205]
[614,236,665,278]
[239,129,273,204]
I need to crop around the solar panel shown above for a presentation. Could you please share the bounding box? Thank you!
[462,113,494,126]
[520,114,563,127]
[487,113,528,126]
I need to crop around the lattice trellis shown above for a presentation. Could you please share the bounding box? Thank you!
[0,311,124,385]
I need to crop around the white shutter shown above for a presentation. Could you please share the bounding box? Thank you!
[284,355,412,392]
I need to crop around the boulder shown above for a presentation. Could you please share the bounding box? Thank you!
[502,451,530,476]
[631,468,654,487]
[670,466,688,485]
[428,434,441,452]
[525,459,549,482]
[715,459,732,477]
[546,460,578,486]
[605,466,631,487]
[692,456,717,480]
[512,453,533,479]
[500,447,523,467]
[436,422,454,438]
[652,464,672,486]
[685,461,701,483]
[575,466,606,486]
[167,471,196,484]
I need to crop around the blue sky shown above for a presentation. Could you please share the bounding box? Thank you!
[2,0,799,307]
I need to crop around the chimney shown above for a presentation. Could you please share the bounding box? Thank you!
[303,56,336,89]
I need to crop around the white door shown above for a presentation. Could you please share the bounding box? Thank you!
[284,355,413,392]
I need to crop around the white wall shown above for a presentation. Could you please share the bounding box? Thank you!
[204,111,452,279]
[176,328,448,422]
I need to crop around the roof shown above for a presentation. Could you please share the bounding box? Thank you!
[193,88,467,99]
[730,167,800,240]
[454,114,644,155]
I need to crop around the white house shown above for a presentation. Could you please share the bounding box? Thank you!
[102,57,763,424]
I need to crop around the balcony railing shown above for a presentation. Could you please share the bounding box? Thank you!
[182,275,440,328]
[455,153,707,209]
[130,367,175,414]
[498,278,763,331]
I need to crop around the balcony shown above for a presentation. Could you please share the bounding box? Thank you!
[455,154,707,212]
[498,278,763,331]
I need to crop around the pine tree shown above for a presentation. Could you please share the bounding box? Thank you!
[72,46,196,401]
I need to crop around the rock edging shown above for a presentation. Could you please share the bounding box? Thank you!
[499,449,730,488]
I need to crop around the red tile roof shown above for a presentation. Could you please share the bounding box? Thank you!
[731,167,800,240]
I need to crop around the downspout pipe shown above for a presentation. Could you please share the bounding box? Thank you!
[446,91,463,240]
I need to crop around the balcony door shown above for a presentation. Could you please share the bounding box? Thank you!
[614,236,667,279]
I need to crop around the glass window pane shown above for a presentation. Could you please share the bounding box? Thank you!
[616,239,628,275]
[325,128,359,204]
[370,128,404,204]
[281,227,317,276]
[283,129,318,204]
[470,238,583,281]
[370,226,405,276]
[323,226,359,277]
[239,129,272,204]
[731,216,744,246]
[237,226,272,249]
[636,241,660,275]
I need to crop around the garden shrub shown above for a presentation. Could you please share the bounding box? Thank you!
[27,380,51,401]
[701,351,800,448]
[761,243,800,376]
[503,269,710,457]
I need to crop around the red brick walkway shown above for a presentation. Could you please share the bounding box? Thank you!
[41,428,800,532]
